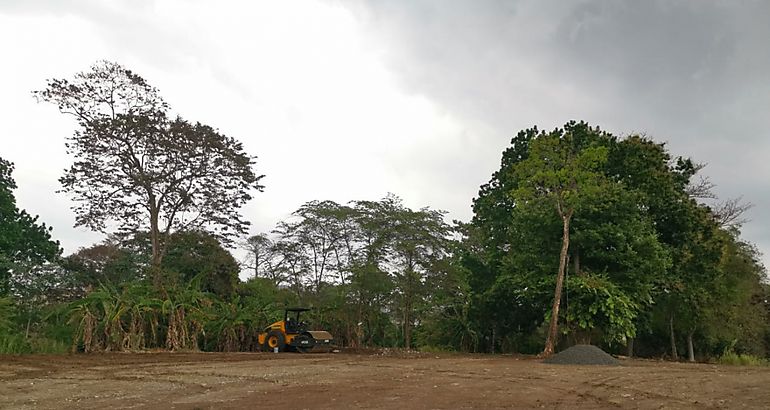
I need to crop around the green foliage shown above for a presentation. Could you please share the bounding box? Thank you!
[0,157,61,296]
[563,274,640,345]
[251,194,453,349]
[511,123,609,215]
[465,120,766,359]
[162,231,240,299]
[61,276,290,353]
[60,242,143,297]
[0,333,70,355]
[0,296,14,333]
[0,297,72,354]
[717,352,767,366]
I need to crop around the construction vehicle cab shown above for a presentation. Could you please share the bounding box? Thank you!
[258,308,334,353]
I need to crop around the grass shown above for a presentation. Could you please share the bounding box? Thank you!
[716,352,767,366]
[0,334,70,354]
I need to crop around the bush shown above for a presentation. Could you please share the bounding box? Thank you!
[717,352,767,366]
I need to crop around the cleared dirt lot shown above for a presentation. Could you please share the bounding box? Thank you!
[2,352,770,409]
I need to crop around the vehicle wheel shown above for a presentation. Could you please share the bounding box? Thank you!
[264,330,286,352]
[296,346,311,354]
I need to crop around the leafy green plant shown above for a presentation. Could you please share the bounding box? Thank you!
[563,273,640,345]
[0,297,15,333]
[717,352,767,366]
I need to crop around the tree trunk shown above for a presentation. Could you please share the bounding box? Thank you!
[543,212,572,357]
[490,327,496,354]
[356,303,363,348]
[254,250,260,279]
[403,286,412,350]
[687,331,695,362]
[403,313,411,350]
[149,202,163,288]
[25,314,32,339]
[626,337,634,358]
[573,248,581,277]
[669,314,678,361]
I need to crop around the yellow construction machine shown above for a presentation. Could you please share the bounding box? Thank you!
[258,308,334,353]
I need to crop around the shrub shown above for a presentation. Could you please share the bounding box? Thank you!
[717,352,767,366]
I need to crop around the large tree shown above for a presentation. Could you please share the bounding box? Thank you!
[510,122,609,356]
[469,122,682,355]
[34,61,263,285]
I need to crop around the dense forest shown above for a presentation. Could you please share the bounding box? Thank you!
[1,61,767,362]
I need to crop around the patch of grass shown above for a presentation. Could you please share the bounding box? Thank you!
[0,334,70,354]
[0,334,29,354]
[717,352,767,366]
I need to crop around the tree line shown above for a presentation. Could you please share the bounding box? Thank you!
[0,61,767,360]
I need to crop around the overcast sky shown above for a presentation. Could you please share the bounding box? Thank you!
[1,1,769,274]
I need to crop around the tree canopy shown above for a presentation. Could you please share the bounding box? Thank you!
[0,156,61,296]
[34,61,264,284]
[465,121,764,358]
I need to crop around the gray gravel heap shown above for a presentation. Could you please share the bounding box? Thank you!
[542,344,621,366]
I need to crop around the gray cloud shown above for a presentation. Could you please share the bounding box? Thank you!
[2,0,768,271]
[340,0,770,263]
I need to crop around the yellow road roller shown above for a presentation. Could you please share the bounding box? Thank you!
[258,307,334,353]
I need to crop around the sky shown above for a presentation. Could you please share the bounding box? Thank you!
[1,0,769,274]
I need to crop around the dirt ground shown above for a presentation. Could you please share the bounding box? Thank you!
[2,352,770,409]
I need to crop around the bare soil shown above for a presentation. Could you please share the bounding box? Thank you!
[2,351,770,409]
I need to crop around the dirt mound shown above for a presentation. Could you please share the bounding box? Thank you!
[543,344,620,366]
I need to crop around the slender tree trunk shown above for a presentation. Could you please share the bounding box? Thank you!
[25,314,31,339]
[626,337,634,358]
[254,250,260,279]
[403,262,415,350]
[404,310,411,350]
[356,302,363,348]
[543,212,572,357]
[148,202,164,288]
[403,277,411,350]
[669,314,679,361]
[687,331,695,362]
[573,248,581,276]
[490,327,496,354]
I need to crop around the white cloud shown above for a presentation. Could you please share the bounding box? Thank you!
[0,1,468,274]
[3,0,768,275]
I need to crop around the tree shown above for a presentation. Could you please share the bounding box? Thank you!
[243,234,277,281]
[0,156,61,296]
[34,61,263,285]
[510,122,609,356]
[272,201,356,291]
[61,241,143,296]
[161,230,240,298]
[385,198,452,349]
[468,123,684,355]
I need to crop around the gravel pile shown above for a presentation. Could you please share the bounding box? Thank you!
[542,344,620,366]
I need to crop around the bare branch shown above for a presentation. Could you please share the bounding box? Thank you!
[686,175,717,200]
[712,196,754,228]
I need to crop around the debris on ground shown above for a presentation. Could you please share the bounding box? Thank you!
[542,344,621,366]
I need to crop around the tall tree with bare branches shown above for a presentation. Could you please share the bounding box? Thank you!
[35,61,264,286]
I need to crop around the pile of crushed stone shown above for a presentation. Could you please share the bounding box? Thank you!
[543,344,620,366]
